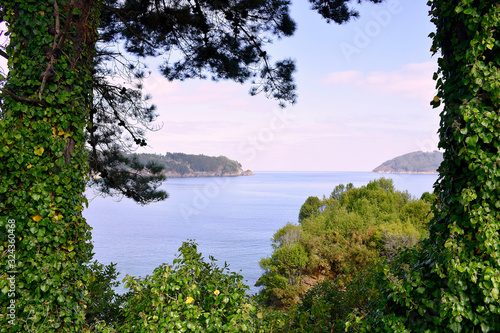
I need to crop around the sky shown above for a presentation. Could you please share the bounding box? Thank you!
[136,0,441,172]
[0,0,440,172]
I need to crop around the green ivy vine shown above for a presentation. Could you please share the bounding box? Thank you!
[0,1,101,331]
[374,1,500,332]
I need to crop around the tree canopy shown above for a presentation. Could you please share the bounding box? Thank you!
[0,0,381,204]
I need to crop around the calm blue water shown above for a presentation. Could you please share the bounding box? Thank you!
[83,171,437,294]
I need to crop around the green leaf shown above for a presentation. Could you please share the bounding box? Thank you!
[449,321,462,333]
[465,135,478,146]
[492,287,499,300]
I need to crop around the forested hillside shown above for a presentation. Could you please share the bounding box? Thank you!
[134,152,253,177]
[256,178,435,325]
[372,151,443,174]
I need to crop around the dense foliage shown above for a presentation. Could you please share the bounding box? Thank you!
[0,1,99,331]
[81,242,284,332]
[377,1,500,332]
[298,196,322,223]
[118,241,265,332]
[85,261,128,329]
[256,179,432,307]
[290,262,384,333]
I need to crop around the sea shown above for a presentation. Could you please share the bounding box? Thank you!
[83,171,438,295]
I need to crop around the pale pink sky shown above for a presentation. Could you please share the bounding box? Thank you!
[137,0,440,171]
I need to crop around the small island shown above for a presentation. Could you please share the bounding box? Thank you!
[134,152,254,178]
[372,151,443,174]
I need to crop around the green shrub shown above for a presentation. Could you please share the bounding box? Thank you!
[298,196,322,223]
[257,231,308,306]
[118,241,264,332]
[290,263,385,333]
[85,261,129,329]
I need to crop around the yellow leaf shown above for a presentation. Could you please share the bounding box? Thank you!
[27,164,32,169]
[34,147,44,156]
[39,11,45,16]
[433,96,440,103]
[32,215,43,222]
[185,296,194,304]
[58,130,65,136]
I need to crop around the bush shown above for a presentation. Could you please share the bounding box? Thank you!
[256,231,308,306]
[117,241,264,332]
[85,261,129,329]
[289,263,385,333]
[298,196,322,222]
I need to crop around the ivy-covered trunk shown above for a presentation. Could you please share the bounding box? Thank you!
[0,1,99,331]
[382,1,500,332]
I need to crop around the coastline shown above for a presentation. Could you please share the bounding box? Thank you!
[163,170,254,178]
[371,171,438,175]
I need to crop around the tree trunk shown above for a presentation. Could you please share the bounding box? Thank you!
[383,1,500,331]
[0,1,99,331]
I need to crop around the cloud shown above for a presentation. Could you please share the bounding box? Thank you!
[141,73,276,112]
[323,62,438,104]
[161,120,241,136]
[323,71,364,85]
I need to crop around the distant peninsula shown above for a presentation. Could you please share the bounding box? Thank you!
[372,151,443,174]
[134,152,254,178]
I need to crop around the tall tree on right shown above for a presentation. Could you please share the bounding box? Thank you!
[381,1,500,332]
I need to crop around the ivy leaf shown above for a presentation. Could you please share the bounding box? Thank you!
[492,287,499,300]
[32,215,43,222]
[34,146,44,156]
